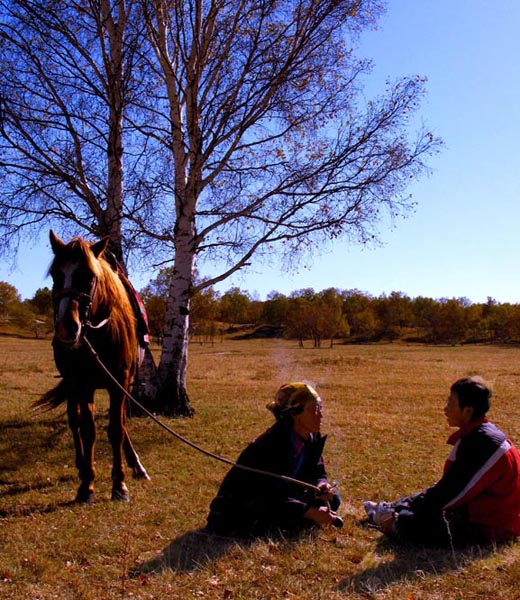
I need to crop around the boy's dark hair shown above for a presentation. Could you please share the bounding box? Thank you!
[450,376,492,420]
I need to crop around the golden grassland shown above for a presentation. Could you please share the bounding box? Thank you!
[2,336,520,599]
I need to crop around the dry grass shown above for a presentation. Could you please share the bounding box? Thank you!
[2,337,520,599]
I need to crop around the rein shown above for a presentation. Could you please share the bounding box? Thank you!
[81,335,321,495]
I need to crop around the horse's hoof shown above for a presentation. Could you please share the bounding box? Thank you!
[112,489,130,502]
[76,489,95,504]
[132,467,151,481]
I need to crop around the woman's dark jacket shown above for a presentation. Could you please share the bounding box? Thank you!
[206,420,333,536]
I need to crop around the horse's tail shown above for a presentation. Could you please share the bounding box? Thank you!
[32,379,69,412]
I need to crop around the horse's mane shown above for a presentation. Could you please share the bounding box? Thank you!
[49,237,103,280]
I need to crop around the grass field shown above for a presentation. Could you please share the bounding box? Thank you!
[2,336,520,599]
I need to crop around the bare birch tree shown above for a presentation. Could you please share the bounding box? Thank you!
[137,0,441,414]
[0,0,153,262]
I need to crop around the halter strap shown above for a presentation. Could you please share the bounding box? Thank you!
[53,277,110,332]
[52,288,93,303]
[85,317,110,330]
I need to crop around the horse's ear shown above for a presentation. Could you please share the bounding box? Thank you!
[49,230,65,255]
[91,237,110,259]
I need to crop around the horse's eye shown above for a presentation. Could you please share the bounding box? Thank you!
[73,267,95,288]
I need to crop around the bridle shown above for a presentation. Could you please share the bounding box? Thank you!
[52,276,109,337]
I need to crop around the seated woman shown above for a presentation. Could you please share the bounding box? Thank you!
[206,382,341,537]
[364,376,520,545]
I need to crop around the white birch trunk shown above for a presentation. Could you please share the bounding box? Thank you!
[101,0,125,261]
[155,191,196,415]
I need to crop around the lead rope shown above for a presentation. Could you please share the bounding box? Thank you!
[82,336,321,495]
[442,510,459,566]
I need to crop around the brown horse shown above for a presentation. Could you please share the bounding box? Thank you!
[35,230,150,503]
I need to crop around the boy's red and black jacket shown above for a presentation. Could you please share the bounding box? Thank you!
[409,417,520,539]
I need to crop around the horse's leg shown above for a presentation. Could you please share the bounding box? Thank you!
[123,430,151,481]
[107,391,130,502]
[67,395,96,503]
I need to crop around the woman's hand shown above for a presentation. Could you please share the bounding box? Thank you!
[315,481,336,502]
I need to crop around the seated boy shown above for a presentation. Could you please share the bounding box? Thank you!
[364,376,520,545]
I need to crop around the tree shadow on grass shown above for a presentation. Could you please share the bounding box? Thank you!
[1,418,69,474]
[337,523,505,596]
[130,528,254,575]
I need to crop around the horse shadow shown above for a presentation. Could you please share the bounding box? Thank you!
[336,522,504,596]
[130,528,256,575]
[0,496,80,518]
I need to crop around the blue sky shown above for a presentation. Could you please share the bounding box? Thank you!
[2,1,520,303]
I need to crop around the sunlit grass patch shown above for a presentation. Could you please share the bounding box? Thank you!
[2,338,520,598]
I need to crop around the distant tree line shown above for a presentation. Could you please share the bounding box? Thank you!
[0,282,53,338]
[4,277,520,347]
[139,270,520,347]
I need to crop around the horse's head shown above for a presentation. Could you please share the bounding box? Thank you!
[49,230,109,346]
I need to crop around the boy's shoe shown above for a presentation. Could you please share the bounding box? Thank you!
[363,501,394,527]
[363,500,378,521]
